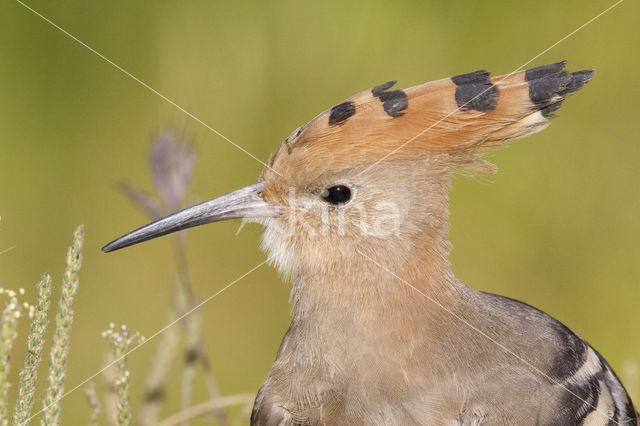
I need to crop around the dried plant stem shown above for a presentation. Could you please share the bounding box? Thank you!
[174,242,227,426]
[128,134,227,425]
[85,382,101,426]
[138,308,180,425]
[0,296,22,424]
[179,308,201,426]
[196,343,225,420]
[102,353,118,426]
[103,324,144,426]
[42,225,84,426]
[156,394,255,426]
[111,326,133,426]
[13,273,53,425]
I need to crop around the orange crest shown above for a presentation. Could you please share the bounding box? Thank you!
[263,61,594,183]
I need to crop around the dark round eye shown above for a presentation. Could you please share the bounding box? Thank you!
[321,185,351,205]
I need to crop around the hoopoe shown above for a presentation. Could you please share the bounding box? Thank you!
[104,61,639,425]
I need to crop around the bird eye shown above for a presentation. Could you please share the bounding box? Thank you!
[321,185,351,205]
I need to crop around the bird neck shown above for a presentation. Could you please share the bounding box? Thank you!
[289,210,465,341]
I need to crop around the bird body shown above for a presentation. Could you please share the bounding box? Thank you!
[252,284,637,425]
[104,62,638,425]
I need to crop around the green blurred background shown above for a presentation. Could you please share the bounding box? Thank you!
[1,0,639,423]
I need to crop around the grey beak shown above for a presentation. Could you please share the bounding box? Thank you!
[102,182,280,252]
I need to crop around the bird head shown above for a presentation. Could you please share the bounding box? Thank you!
[104,63,593,279]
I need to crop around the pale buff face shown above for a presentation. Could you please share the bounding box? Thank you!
[259,156,451,277]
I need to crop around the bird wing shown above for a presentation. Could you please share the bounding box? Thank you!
[466,292,639,425]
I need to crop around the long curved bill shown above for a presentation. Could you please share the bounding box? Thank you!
[102,182,280,252]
